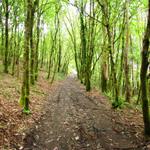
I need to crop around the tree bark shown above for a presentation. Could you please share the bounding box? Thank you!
[4,0,9,73]
[30,1,36,85]
[20,0,31,114]
[124,0,130,102]
[140,0,150,135]
[101,15,108,92]
[35,0,40,81]
[98,0,119,103]
[80,0,86,83]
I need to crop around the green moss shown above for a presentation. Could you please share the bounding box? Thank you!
[55,72,66,81]
[19,96,24,107]
[23,108,30,114]
[112,100,123,109]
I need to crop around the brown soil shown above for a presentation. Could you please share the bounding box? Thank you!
[0,71,51,150]
[21,77,150,150]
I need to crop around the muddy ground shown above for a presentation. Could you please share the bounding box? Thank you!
[22,77,150,150]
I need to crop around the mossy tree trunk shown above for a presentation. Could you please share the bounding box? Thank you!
[85,0,95,91]
[0,4,4,59]
[30,1,36,85]
[40,36,46,68]
[140,0,150,135]
[12,7,18,76]
[118,26,125,96]
[98,0,119,103]
[20,0,31,114]
[80,0,86,84]
[35,0,40,81]
[16,27,21,78]
[29,0,39,84]
[101,15,108,92]
[4,0,9,73]
[12,25,17,76]
[57,18,62,73]
[124,0,131,102]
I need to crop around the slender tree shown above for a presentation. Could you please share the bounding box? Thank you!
[35,0,40,81]
[4,0,9,73]
[101,13,108,92]
[80,0,86,83]
[19,0,31,114]
[124,0,131,102]
[97,0,119,105]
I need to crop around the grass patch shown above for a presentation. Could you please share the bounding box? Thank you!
[55,72,66,81]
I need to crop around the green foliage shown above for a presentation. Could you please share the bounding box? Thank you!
[23,109,31,115]
[112,100,124,109]
[104,91,112,100]
[104,91,126,109]
[55,72,66,81]
[0,0,149,133]
[19,96,24,107]
[19,96,30,114]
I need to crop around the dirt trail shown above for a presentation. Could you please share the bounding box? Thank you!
[23,77,144,150]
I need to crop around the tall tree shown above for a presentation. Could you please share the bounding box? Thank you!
[80,0,86,83]
[101,13,108,92]
[30,0,37,85]
[85,0,95,91]
[0,3,4,59]
[35,0,40,81]
[97,0,119,104]
[140,0,150,135]
[4,0,9,73]
[19,0,31,114]
[124,0,131,102]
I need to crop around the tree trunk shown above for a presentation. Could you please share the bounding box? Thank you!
[30,2,35,85]
[104,0,119,103]
[12,20,17,76]
[0,4,4,58]
[4,0,9,73]
[40,36,45,68]
[101,15,108,92]
[35,0,40,81]
[124,0,130,102]
[16,27,20,78]
[57,18,62,72]
[140,0,150,135]
[20,0,31,114]
[85,0,95,91]
[80,0,86,83]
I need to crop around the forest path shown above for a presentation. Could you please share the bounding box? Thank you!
[23,77,143,150]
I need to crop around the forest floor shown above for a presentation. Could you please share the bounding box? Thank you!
[0,71,51,150]
[1,75,150,150]
[22,76,149,150]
